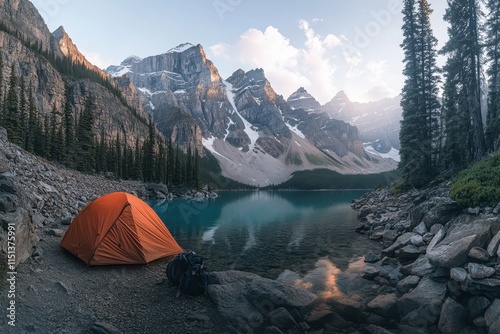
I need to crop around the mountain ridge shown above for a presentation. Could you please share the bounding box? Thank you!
[106,44,398,186]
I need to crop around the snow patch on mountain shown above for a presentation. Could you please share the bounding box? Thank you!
[364,144,400,162]
[167,43,196,53]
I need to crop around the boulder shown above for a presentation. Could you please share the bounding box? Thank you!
[413,222,427,236]
[383,229,399,244]
[437,298,465,334]
[426,227,445,254]
[468,296,491,320]
[396,275,420,294]
[428,217,494,268]
[363,266,380,280]
[207,271,316,329]
[398,245,421,261]
[410,234,424,247]
[410,197,459,230]
[400,255,436,277]
[91,322,122,334]
[487,231,500,257]
[363,324,394,334]
[468,246,490,262]
[397,276,447,318]
[365,251,381,263]
[484,298,500,328]
[367,293,398,319]
[268,307,296,329]
[468,263,496,279]
[450,267,468,283]
[329,294,364,322]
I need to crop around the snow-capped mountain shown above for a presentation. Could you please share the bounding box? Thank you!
[323,91,402,158]
[106,44,397,186]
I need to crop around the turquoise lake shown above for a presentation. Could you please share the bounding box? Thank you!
[151,190,384,299]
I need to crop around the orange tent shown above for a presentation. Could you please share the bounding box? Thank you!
[60,192,182,265]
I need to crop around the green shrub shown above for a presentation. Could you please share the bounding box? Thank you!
[450,152,500,207]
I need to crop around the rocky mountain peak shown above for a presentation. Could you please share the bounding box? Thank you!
[287,87,321,112]
[331,90,351,103]
[52,25,110,81]
[167,42,196,53]
[122,55,142,66]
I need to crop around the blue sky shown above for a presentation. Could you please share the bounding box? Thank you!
[30,0,448,104]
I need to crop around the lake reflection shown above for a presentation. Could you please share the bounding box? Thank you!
[150,190,382,297]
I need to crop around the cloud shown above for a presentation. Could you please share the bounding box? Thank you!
[209,20,344,104]
[208,20,399,104]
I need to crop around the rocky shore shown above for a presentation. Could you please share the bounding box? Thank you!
[351,184,500,334]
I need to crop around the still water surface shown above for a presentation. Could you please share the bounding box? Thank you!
[150,190,383,299]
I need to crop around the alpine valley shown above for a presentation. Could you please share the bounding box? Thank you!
[0,0,399,188]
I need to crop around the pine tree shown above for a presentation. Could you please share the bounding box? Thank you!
[193,147,200,189]
[5,66,21,145]
[485,0,500,150]
[173,144,181,186]
[26,82,37,152]
[144,116,155,182]
[441,0,486,169]
[399,0,441,187]
[0,49,4,124]
[133,137,143,181]
[114,133,122,178]
[186,145,193,186]
[43,114,50,158]
[167,138,174,187]
[18,76,27,148]
[63,83,75,167]
[75,94,95,172]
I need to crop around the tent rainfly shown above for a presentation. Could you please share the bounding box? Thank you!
[60,192,182,265]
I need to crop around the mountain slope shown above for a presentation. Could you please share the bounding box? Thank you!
[0,0,152,149]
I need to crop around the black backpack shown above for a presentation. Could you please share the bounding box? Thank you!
[166,252,209,296]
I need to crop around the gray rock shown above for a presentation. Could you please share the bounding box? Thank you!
[383,229,399,244]
[61,215,73,225]
[422,232,434,244]
[329,294,364,322]
[398,324,428,334]
[398,245,421,261]
[426,227,445,254]
[55,281,70,294]
[410,234,424,247]
[207,271,316,328]
[91,322,122,334]
[365,251,381,263]
[473,316,487,327]
[186,313,210,322]
[450,267,468,283]
[428,235,478,268]
[468,246,490,262]
[396,275,420,294]
[363,266,380,279]
[32,213,46,227]
[430,223,444,235]
[490,317,500,334]
[484,298,500,328]
[466,207,481,215]
[268,307,296,329]
[438,298,465,334]
[396,232,414,246]
[468,296,491,320]
[411,197,459,229]
[468,262,495,279]
[488,231,500,257]
[46,229,64,237]
[397,276,447,318]
[358,205,376,219]
[367,293,398,319]
[380,256,399,266]
[400,255,436,277]
[413,222,427,236]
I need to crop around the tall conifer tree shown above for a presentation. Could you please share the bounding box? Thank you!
[441,0,486,169]
[485,0,500,150]
[399,0,441,187]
